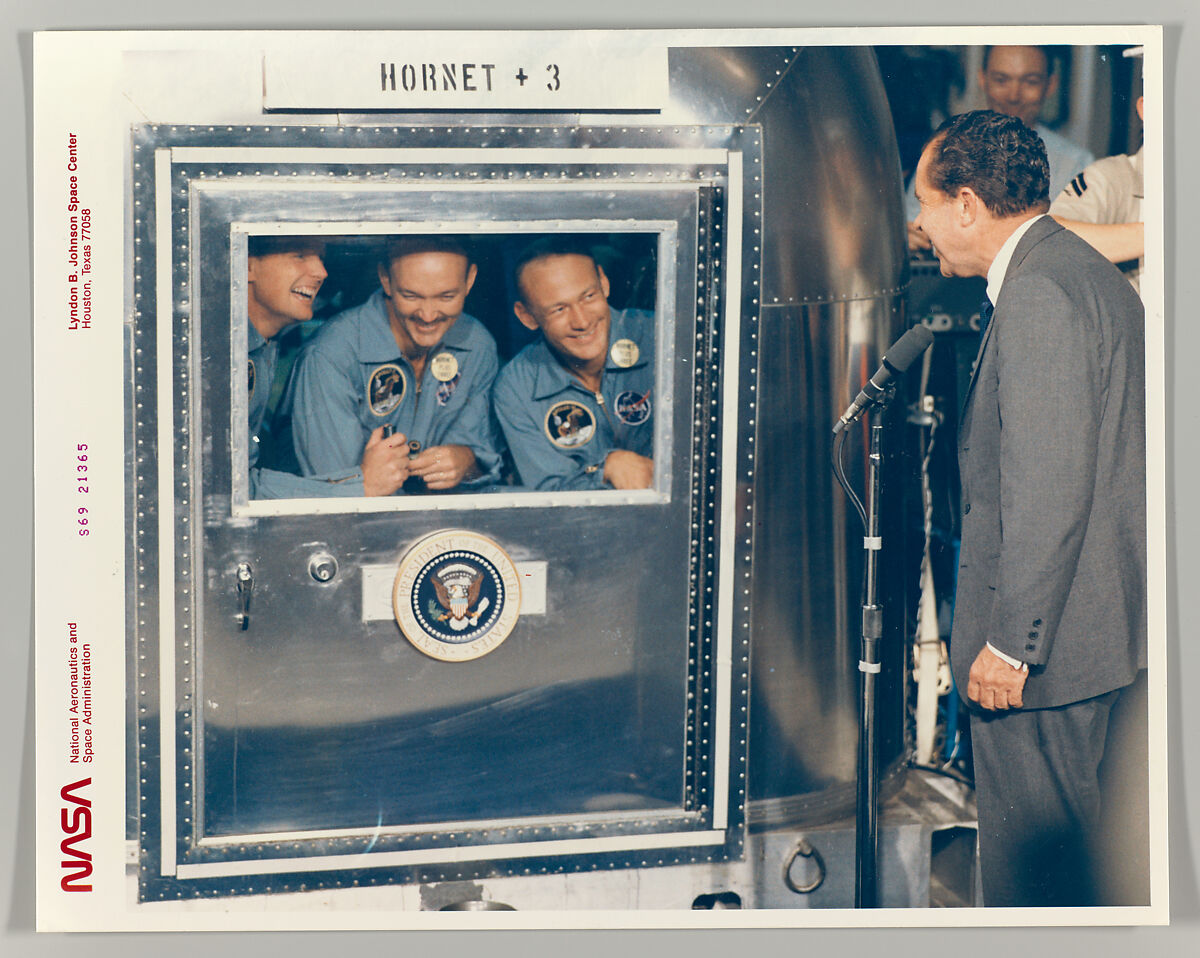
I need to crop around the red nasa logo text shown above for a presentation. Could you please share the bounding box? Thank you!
[59,777,93,892]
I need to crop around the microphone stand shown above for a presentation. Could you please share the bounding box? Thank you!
[855,410,886,909]
[832,386,896,908]
[833,326,932,906]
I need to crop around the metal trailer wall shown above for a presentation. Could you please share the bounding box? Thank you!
[671,46,911,825]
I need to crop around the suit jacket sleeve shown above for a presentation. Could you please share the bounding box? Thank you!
[989,273,1103,666]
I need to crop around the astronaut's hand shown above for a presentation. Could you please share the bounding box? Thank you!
[603,450,653,490]
[967,645,1028,711]
[407,444,479,491]
[360,426,410,496]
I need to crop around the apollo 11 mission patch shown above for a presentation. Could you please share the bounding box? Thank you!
[544,400,595,448]
[368,362,406,417]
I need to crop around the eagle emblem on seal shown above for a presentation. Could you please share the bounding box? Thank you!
[431,562,491,631]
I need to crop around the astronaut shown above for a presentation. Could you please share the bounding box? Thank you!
[288,236,503,493]
[493,238,654,491]
[245,235,410,499]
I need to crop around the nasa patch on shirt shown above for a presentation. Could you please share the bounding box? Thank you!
[367,362,406,417]
[392,529,522,662]
[544,400,596,448]
[614,389,651,425]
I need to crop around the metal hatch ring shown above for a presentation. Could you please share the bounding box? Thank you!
[782,837,827,894]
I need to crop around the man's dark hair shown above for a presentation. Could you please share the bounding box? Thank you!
[981,44,1057,76]
[923,110,1051,217]
[247,235,325,258]
[379,235,473,273]
[512,236,600,303]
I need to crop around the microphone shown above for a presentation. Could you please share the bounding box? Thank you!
[832,325,934,434]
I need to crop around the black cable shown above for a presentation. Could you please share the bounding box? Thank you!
[832,427,868,532]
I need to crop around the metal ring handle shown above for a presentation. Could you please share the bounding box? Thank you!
[782,837,826,895]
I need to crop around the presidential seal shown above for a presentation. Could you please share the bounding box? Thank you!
[544,400,595,448]
[367,362,406,417]
[392,530,521,662]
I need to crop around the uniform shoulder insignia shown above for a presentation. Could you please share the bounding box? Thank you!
[1067,173,1088,197]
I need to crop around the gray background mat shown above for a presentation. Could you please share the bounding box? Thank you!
[4,1,1196,955]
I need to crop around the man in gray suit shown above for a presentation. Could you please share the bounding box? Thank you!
[912,110,1147,906]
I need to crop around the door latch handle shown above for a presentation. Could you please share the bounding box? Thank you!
[235,562,254,631]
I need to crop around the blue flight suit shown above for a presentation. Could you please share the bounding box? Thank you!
[247,324,276,475]
[288,290,502,488]
[247,325,365,498]
[493,308,654,490]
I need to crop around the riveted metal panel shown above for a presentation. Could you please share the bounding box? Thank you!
[130,122,759,901]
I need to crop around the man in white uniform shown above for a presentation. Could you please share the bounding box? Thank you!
[1052,96,1145,293]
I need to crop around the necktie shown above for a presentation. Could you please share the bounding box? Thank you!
[979,297,995,336]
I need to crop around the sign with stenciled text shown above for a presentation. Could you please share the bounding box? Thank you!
[263,35,668,111]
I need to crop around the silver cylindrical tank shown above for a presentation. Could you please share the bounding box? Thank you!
[670,46,912,825]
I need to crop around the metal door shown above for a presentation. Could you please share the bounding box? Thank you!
[130,123,759,899]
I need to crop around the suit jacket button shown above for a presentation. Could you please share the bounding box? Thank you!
[1028,631,1038,639]
[964,503,972,514]
[1033,618,1043,626]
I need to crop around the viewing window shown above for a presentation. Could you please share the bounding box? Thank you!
[233,227,669,508]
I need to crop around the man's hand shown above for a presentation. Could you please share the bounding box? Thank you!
[407,444,479,491]
[967,645,1028,711]
[907,221,932,252]
[603,450,653,490]
[360,426,410,496]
